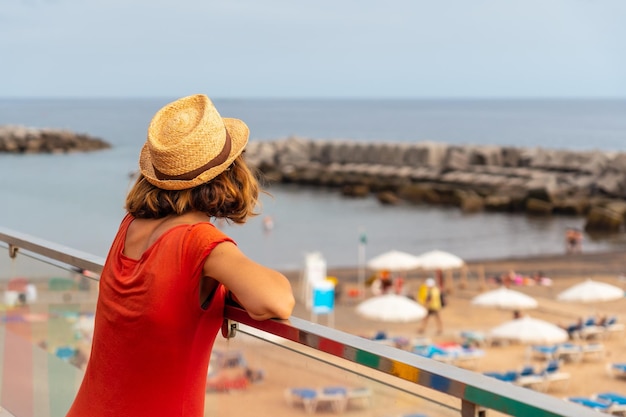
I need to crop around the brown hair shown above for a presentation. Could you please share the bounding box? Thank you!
[126,155,261,224]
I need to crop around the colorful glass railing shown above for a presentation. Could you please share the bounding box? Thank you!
[0,227,605,417]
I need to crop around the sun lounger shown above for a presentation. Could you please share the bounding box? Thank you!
[485,364,544,390]
[531,345,559,361]
[534,341,605,363]
[484,362,570,392]
[595,392,626,407]
[603,316,625,337]
[514,371,547,391]
[484,371,519,382]
[608,363,626,379]
[285,387,347,414]
[555,343,583,362]
[577,318,606,340]
[541,360,571,391]
[514,360,570,392]
[568,397,616,413]
[284,386,371,414]
[413,344,484,368]
[580,342,605,361]
[602,393,626,404]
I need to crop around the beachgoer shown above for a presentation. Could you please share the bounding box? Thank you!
[371,269,393,295]
[559,317,584,339]
[565,228,583,254]
[66,94,295,417]
[380,270,393,293]
[417,278,443,335]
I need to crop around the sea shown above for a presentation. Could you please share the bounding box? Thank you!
[2,98,626,274]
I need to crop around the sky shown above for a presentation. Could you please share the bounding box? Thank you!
[1,0,626,99]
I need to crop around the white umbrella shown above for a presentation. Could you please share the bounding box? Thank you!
[489,316,568,345]
[356,294,427,322]
[366,250,422,272]
[471,287,538,310]
[557,278,624,303]
[416,250,465,270]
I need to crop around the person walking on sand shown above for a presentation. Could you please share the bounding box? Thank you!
[417,278,443,335]
[66,94,295,417]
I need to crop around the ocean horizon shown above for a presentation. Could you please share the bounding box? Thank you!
[2,98,626,275]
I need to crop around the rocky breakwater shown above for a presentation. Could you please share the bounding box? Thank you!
[0,125,110,154]
[245,136,626,233]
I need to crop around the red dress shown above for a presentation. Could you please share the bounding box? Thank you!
[66,215,233,417]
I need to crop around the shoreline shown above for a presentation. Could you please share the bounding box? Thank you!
[283,250,626,286]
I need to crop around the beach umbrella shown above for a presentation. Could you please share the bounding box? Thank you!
[557,278,624,303]
[366,250,422,272]
[489,316,568,345]
[356,294,427,322]
[415,250,465,270]
[471,287,538,310]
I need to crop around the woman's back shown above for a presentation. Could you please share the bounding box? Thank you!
[66,215,231,417]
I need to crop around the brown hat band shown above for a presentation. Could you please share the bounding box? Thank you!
[153,131,232,181]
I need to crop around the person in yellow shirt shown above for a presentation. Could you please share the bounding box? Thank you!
[417,278,443,335]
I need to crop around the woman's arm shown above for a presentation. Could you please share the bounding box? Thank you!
[203,241,295,320]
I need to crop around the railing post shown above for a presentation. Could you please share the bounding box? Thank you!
[462,399,486,417]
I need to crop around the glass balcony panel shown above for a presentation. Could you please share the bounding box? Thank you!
[0,252,95,417]
[0,230,605,417]
[207,325,460,417]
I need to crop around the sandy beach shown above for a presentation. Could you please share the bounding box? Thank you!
[207,251,626,417]
[3,250,626,416]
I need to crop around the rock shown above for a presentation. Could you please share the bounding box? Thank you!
[595,171,626,198]
[469,145,503,166]
[484,195,514,212]
[246,137,626,222]
[341,184,370,198]
[275,136,311,166]
[585,206,624,232]
[456,190,484,213]
[376,191,401,205]
[525,198,554,215]
[552,197,589,216]
[444,147,470,171]
[0,125,110,154]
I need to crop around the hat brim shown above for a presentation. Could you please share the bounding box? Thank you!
[139,117,249,190]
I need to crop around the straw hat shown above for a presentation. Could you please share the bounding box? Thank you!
[139,94,249,190]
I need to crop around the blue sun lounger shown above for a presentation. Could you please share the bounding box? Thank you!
[483,371,519,382]
[596,392,626,405]
[609,363,626,378]
[285,386,372,414]
[568,397,614,413]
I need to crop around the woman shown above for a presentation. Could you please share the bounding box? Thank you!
[66,94,295,417]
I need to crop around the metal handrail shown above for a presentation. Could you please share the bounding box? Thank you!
[0,226,604,417]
